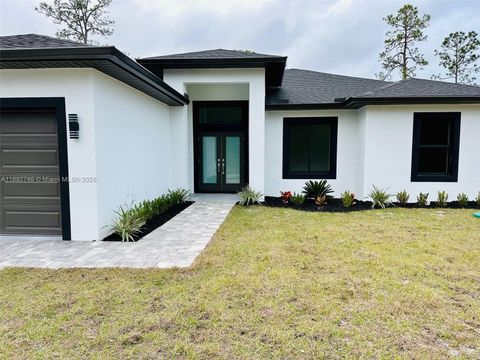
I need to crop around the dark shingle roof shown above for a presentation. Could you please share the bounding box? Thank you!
[356,78,480,98]
[0,34,187,106]
[266,69,480,108]
[0,34,91,49]
[140,49,284,60]
[267,69,389,105]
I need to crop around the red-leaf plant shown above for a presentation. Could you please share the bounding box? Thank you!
[280,191,292,204]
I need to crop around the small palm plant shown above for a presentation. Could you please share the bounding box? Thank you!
[369,186,391,209]
[302,180,333,206]
[110,205,146,242]
[457,193,469,208]
[417,192,429,207]
[436,191,448,207]
[238,185,262,206]
[396,190,409,206]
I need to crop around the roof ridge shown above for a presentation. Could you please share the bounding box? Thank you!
[405,77,480,89]
[286,68,390,84]
[0,33,92,48]
[139,48,285,60]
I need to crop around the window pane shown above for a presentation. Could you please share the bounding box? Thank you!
[288,125,308,172]
[309,124,331,172]
[225,136,240,184]
[199,107,242,124]
[420,118,450,145]
[202,136,217,184]
[418,147,449,173]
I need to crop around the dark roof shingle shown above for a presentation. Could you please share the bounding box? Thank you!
[356,78,480,98]
[140,49,284,60]
[267,69,389,105]
[266,69,480,107]
[0,34,91,49]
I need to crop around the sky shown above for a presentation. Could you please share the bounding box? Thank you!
[1,0,479,81]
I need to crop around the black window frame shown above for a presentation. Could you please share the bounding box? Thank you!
[411,112,461,182]
[282,117,338,179]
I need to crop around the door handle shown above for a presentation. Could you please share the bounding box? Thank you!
[217,159,221,173]
[221,159,225,175]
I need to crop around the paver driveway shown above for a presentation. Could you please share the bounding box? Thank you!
[0,195,236,268]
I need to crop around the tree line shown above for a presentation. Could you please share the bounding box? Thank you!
[377,4,479,85]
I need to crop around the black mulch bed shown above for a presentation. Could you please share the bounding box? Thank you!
[263,196,480,213]
[103,201,193,242]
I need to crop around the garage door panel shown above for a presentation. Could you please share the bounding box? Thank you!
[0,109,63,236]
[3,209,62,235]
[2,148,59,167]
[0,112,57,134]
[1,181,61,199]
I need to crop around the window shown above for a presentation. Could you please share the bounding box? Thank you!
[198,106,243,125]
[411,112,461,182]
[283,117,337,179]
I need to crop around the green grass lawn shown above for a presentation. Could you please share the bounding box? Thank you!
[1,207,479,359]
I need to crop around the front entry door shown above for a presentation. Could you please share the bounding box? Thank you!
[198,133,244,192]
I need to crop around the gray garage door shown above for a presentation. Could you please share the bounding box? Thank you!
[0,110,62,236]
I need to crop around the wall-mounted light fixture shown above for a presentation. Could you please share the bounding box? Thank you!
[68,114,79,139]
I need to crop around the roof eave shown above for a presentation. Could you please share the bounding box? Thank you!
[0,47,189,106]
[344,96,480,108]
[265,102,346,110]
[266,96,480,110]
[137,56,288,87]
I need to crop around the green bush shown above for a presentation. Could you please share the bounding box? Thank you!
[290,192,305,205]
[167,188,190,205]
[341,191,355,208]
[302,180,333,206]
[457,193,469,208]
[417,192,429,207]
[238,185,262,206]
[368,186,391,209]
[110,205,146,242]
[396,190,410,205]
[436,191,448,207]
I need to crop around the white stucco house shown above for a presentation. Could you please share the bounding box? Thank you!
[1,34,479,241]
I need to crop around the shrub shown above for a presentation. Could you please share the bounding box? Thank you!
[457,193,469,207]
[132,199,155,220]
[132,195,172,220]
[368,186,391,209]
[476,192,480,206]
[238,185,262,206]
[341,191,355,208]
[417,192,429,207]
[280,191,292,204]
[302,180,333,206]
[151,195,171,214]
[167,188,190,205]
[396,190,410,205]
[436,191,448,207]
[290,192,305,205]
[110,205,146,242]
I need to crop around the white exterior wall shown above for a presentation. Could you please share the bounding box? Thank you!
[362,104,480,201]
[92,72,172,240]
[265,109,362,197]
[0,68,174,241]
[0,68,98,240]
[163,69,266,193]
[266,105,479,201]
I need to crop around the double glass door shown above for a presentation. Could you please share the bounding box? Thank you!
[198,133,244,192]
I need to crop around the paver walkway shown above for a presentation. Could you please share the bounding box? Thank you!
[0,194,237,269]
